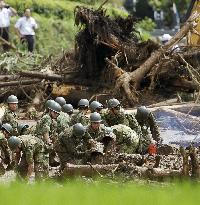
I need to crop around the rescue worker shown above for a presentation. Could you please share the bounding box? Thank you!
[86,112,105,140]
[0,123,13,170]
[55,96,66,107]
[102,98,141,136]
[8,135,45,181]
[135,106,161,154]
[111,124,140,154]
[89,101,103,113]
[86,112,114,164]
[35,100,61,174]
[55,123,90,170]
[63,104,74,117]
[70,99,89,126]
[2,95,19,135]
[18,123,29,136]
[55,97,70,134]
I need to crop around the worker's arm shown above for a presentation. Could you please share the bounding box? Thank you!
[15,19,22,38]
[148,113,161,143]
[25,147,34,179]
[27,163,34,178]
[32,18,38,30]
[9,7,17,16]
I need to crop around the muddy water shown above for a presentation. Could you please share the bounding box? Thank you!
[154,109,200,147]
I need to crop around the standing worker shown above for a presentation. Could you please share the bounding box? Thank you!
[1,95,19,135]
[0,0,17,52]
[15,8,38,52]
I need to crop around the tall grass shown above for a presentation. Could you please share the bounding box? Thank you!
[0,181,200,205]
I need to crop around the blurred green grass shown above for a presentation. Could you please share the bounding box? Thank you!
[0,181,200,205]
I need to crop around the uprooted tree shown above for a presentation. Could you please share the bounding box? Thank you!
[73,7,200,105]
[1,5,200,106]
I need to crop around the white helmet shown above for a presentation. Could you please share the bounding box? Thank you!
[161,34,172,42]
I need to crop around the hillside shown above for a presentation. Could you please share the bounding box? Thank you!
[5,0,129,54]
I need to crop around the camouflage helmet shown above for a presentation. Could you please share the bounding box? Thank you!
[136,106,150,120]
[55,97,66,107]
[7,95,18,104]
[108,98,120,109]
[89,101,103,112]
[49,101,61,113]
[45,99,54,110]
[90,112,102,123]
[63,104,73,113]
[1,123,13,134]
[73,123,86,137]
[78,99,89,108]
[18,123,29,134]
[7,136,21,151]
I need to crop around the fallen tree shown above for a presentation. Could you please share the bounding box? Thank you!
[2,5,200,106]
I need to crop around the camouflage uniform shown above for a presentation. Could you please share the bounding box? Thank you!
[86,124,106,141]
[102,109,142,136]
[102,109,129,127]
[1,108,18,135]
[55,127,90,170]
[111,124,139,154]
[34,114,55,176]
[70,111,89,126]
[135,112,160,154]
[57,111,70,135]
[0,133,10,166]
[16,135,45,180]
[86,124,116,164]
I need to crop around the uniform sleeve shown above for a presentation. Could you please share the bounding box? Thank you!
[2,111,18,129]
[36,116,51,135]
[126,113,142,137]
[0,139,10,164]
[15,18,22,29]
[148,113,160,142]
[25,146,34,164]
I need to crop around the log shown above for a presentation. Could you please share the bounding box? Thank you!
[0,75,19,81]
[0,36,16,50]
[63,163,118,177]
[20,71,63,81]
[0,79,41,87]
[19,71,109,87]
[62,163,182,180]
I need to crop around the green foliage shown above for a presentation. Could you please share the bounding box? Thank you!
[136,17,156,41]
[0,181,200,205]
[136,17,156,32]
[0,52,43,72]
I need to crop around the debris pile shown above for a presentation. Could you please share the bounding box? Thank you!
[1,6,200,107]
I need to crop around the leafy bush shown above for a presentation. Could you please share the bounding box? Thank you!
[136,17,156,41]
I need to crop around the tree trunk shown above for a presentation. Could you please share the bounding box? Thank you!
[114,18,197,105]
[0,79,41,87]
[62,163,182,180]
